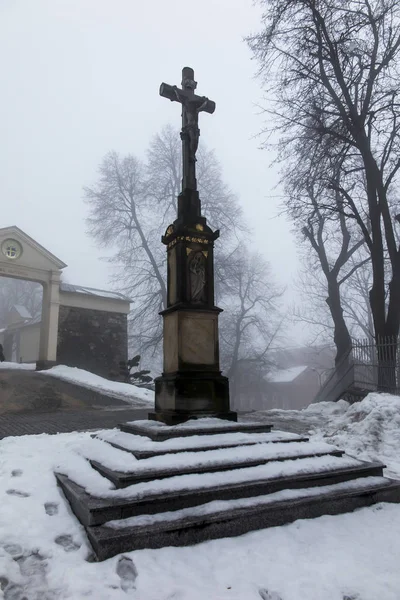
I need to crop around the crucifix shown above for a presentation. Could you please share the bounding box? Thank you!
[152,66,235,426]
[160,67,215,192]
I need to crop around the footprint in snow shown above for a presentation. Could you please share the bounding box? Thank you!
[11,470,23,477]
[6,489,30,498]
[116,556,138,592]
[3,581,27,600]
[44,502,59,516]
[343,595,362,600]
[259,590,283,600]
[2,551,57,600]
[3,544,23,559]
[54,535,81,552]
[0,576,8,591]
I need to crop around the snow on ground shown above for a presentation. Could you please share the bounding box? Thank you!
[251,394,400,479]
[310,393,400,479]
[42,365,154,405]
[1,393,400,599]
[0,361,36,371]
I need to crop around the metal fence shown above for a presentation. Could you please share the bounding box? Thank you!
[313,336,400,404]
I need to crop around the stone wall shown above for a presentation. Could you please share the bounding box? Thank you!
[57,305,128,378]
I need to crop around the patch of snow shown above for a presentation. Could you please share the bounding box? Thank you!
[41,365,154,405]
[0,361,36,370]
[311,393,400,479]
[126,417,271,432]
[266,365,308,383]
[86,439,340,475]
[64,452,363,500]
[96,428,302,453]
[252,392,400,479]
[304,399,350,415]
[106,476,389,529]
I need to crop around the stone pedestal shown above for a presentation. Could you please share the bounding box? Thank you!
[152,189,236,425]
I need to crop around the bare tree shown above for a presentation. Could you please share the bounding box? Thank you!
[146,125,245,239]
[293,247,374,345]
[85,152,167,355]
[0,277,42,327]
[341,251,375,339]
[219,249,284,405]
[248,0,400,388]
[298,178,367,363]
[84,128,247,361]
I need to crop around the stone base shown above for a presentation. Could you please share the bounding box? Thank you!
[55,418,400,561]
[153,371,235,425]
[36,360,57,371]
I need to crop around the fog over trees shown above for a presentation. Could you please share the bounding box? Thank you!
[84,126,284,403]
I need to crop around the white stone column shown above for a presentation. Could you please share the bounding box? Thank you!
[38,272,61,364]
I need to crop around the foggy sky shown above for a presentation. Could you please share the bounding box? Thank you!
[0,0,299,295]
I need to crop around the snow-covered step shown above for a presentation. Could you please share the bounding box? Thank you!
[55,455,385,527]
[90,440,344,487]
[96,428,309,459]
[119,418,273,441]
[86,475,400,560]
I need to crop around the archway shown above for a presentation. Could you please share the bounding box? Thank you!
[0,226,66,369]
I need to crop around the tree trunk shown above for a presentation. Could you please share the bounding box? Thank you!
[326,278,352,365]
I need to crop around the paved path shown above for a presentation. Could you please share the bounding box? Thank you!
[0,368,152,438]
[0,369,317,439]
[241,409,326,436]
[0,407,150,439]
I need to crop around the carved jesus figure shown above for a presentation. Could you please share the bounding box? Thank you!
[175,88,209,163]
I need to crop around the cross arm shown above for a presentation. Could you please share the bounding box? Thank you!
[159,83,216,114]
[159,83,181,102]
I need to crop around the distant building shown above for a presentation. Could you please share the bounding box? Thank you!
[0,226,131,378]
[263,365,320,410]
[0,305,41,363]
[232,346,335,411]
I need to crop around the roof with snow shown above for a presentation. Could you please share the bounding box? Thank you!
[60,283,132,302]
[5,313,41,330]
[266,365,308,383]
[13,305,33,320]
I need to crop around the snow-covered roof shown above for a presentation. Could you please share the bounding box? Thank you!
[5,313,41,330]
[267,365,308,383]
[60,283,132,302]
[13,305,33,319]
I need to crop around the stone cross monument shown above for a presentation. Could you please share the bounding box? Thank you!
[150,67,237,425]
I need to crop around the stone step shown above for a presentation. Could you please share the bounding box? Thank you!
[96,429,309,459]
[90,446,344,488]
[55,459,384,527]
[86,476,400,560]
[119,418,273,441]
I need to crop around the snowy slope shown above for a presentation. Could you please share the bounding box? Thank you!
[44,364,154,405]
[0,362,154,405]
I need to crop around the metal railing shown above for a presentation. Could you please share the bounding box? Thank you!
[313,336,400,403]
[312,349,354,404]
